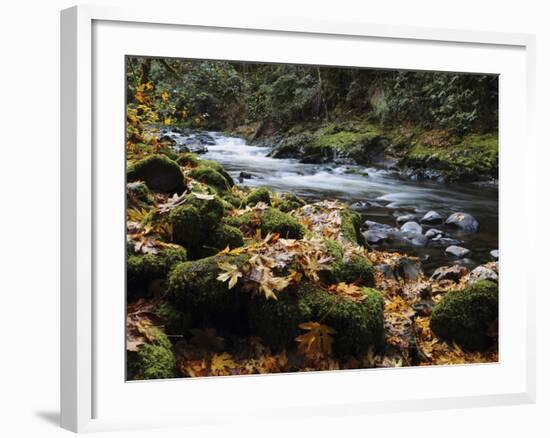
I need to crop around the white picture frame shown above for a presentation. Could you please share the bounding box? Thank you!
[60,4,537,433]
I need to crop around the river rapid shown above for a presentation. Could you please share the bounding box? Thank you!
[180,131,498,273]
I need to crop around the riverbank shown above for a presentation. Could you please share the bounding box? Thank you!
[232,118,498,183]
[126,142,499,379]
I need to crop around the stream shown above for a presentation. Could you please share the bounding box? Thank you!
[173,130,499,273]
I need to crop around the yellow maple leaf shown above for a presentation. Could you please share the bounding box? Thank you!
[216,262,242,289]
[210,352,237,375]
[295,322,337,360]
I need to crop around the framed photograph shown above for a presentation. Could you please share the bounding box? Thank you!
[61,5,536,432]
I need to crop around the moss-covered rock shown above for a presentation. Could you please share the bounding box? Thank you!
[154,300,192,335]
[277,193,306,213]
[249,282,384,355]
[127,181,154,209]
[430,280,498,351]
[203,224,244,255]
[127,328,176,380]
[340,209,365,245]
[167,255,250,331]
[242,187,271,207]
[260,207,305,239]
[321,239,374,286]
[176,152,200,168]
[127,247,188,301]
[199,159,234,187]
[222,192,243,208]
[127,154,185,194]
[187,166,231,192]
[169,205,203,248]
[186,193,226,230]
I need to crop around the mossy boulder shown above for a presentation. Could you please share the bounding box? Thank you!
[127,247,188,301]
[249,282,384,355]
[127,181,154,209]
[187,166,231,192]
[127,328,176,380]
[169,205,203,248]
[202,224,244,255]
[277,193,306,213]
[242,187,271,207]
[260,208,305,239]
[127,154,185,194]
[199,159,234,187]
[322,239,374,286]
[176,152,200,168]
[167,254,250,331]
[430,280,498,351]
[340,209,365,245]
[186,193,226,229]
[154,300,192,335]
[222,192,243,208]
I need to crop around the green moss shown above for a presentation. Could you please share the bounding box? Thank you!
[176,152,200,168]
[250,282,384,355]
[203,224,245,255]
[406,133,498,181]
[199,159,235,187]
[260,208,305,239]
[167,254,249,330]
[127,143,179,162]
[127,181,155,209]
[187,166,231,192]
[127,154,185,194]
[127,328,176,380]
[169,205,203,248]
[430,280,498,351]
[277,193,306,212]
[242,187,271,207]
[154,300,192,335]
[221,192,243,208]
[340,209,365,245]
[127,246,187,301]
[186,193,226,230]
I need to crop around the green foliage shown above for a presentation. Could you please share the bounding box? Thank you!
[127,154,185,194]
[430,280,498,351]
[127,328,176,380]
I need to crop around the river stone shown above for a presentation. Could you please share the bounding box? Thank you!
[375,264,396,280]
[490,250,499,260]
[468,266,498,285]
[400,221,422,234]
[184,138,208,154]
[396,214,416,225]
[239,171,253,180]
[409,233,428,247]
[364,230,390,244]
[445,245,471,258]
[445,212,479,233]
[428,237,462,247]
[397,258,423,281]
[421,210,443,225]
[425,228,444,239]
[431,265,468,282]
[364,220,394,232]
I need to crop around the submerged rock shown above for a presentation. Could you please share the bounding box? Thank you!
[445,245,471,258]
[421,210,443,224]
[445,212,479,233]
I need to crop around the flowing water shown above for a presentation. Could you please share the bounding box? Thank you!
[186,132,498,272]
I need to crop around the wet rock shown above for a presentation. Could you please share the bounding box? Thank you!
[468,266,498,285]
[409,233,428,247]
[490,249,499,260]
[421,210,443,224]
[397,257,423,281]
[364,230,391,244]
[445,245,471,258]
[400,221,422,234]
[445,212,479,233]
[184,138,208,154]
[239,171,253,180]
[195,133,216,145]
[428,237,462,247]
[396,214,416,225]
[425,228,444,239]
[364,220,394,231]
[431,265,468,282]
[375,264,396,280]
